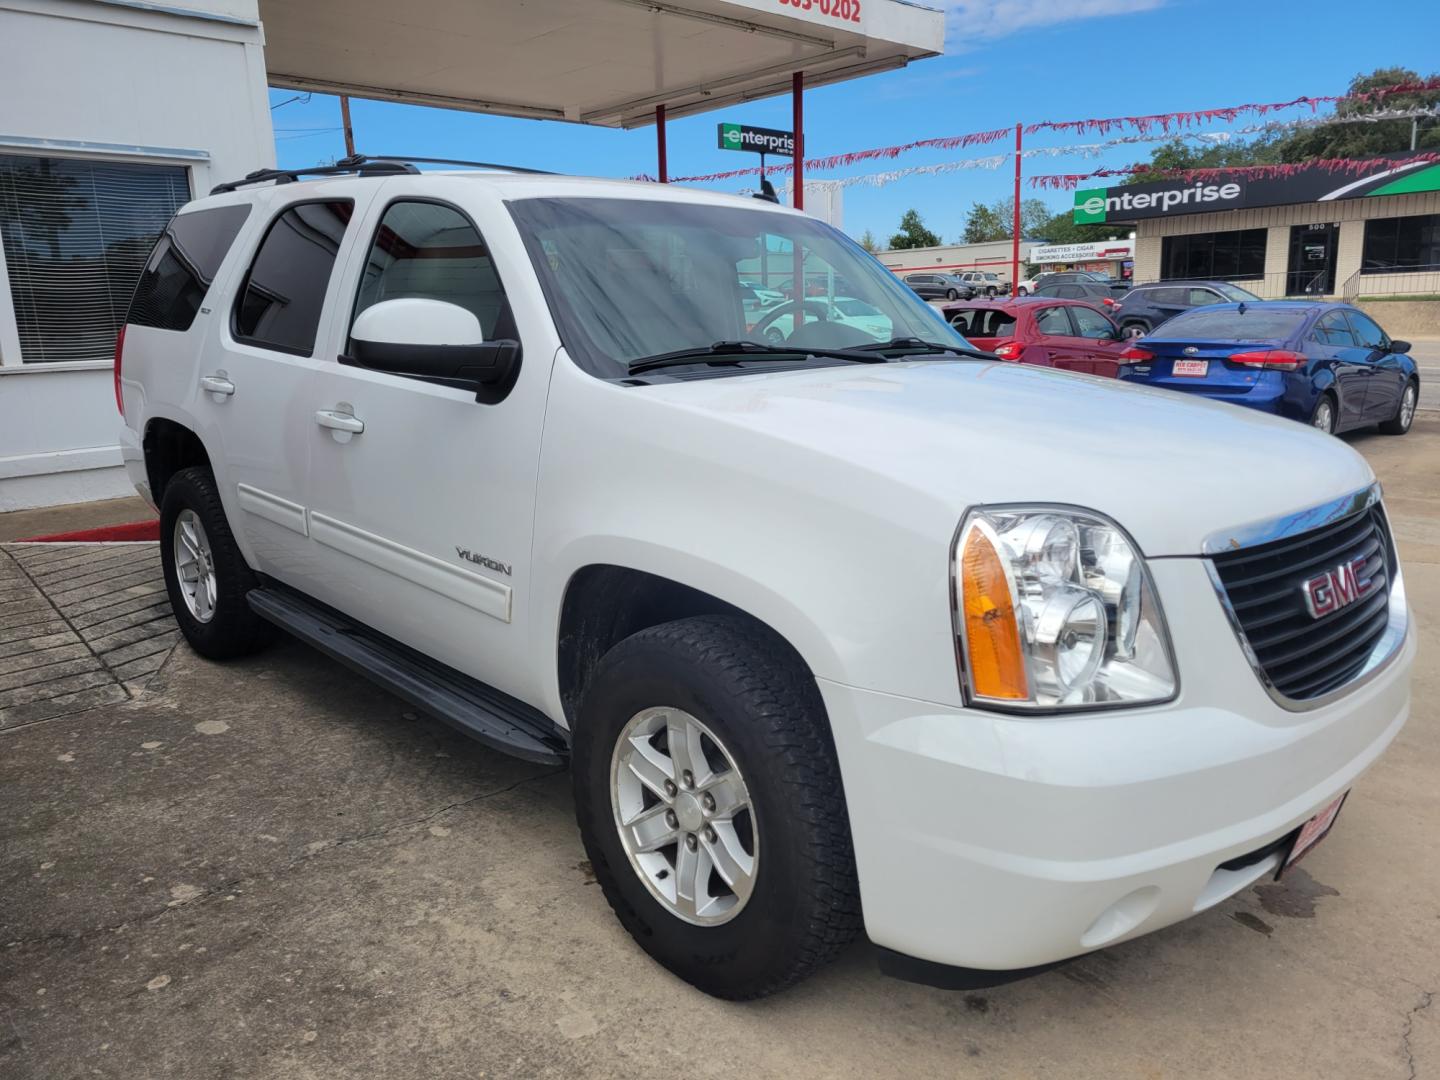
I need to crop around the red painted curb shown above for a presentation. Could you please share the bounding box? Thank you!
[15,520,160,543]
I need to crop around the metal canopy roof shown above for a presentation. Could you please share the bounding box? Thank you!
[260,0,944,128]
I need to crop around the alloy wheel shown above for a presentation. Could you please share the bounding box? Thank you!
[1400,385,1416,430]
[610,706,757,926]
[1313,399,1335,434]
[173,509,218,623]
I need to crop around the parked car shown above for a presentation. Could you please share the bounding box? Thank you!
[1117,301,1419,435]
[1034,281,1124,310]
[1021,270,1127,297]
[738,280,786,308]
[958,269,1008,296]
[118,159,1412,1001]
[902,272,974,300]
[750,295,894,343]
[1113,280,1261,339]
[942,297,1129,376]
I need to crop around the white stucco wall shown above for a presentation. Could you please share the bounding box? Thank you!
[0,0,274,510]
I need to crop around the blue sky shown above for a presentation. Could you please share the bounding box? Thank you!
[269,0,1440,245]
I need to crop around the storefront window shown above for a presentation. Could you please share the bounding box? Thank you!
[1361,214,1440,275]
[1160,228,1266,281]
[0,154,190,362]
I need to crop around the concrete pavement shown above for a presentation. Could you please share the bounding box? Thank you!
[1,420,1437,1079]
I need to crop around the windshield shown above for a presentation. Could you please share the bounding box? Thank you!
[1217,283,1262,302]
[506,197,964,376]
[1149,307,1308,342]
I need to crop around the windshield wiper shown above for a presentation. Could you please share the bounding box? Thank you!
[627,340,884,376]
[854,337,998,361]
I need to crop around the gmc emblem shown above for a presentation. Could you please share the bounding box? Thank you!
[1301,556,1375,619]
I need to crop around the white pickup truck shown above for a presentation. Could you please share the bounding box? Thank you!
[117,158,1413,999]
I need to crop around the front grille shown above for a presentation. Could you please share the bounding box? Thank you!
[1210,503,1395,701]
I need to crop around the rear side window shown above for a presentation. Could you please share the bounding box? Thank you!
[1035,307,1071,335]
[1313,311,1357,347]
[233,200,352,356]
[353,200,510,340]
[128,204,251,332]
[1149,287,1187,305]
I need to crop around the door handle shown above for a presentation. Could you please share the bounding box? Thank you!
[315,409,364,434]
[200,374,235,397]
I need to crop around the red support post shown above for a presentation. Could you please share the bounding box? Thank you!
[1011,122,1022,298]
[793,71,804,313]
[656,104,668,183]
[792,71,804,211]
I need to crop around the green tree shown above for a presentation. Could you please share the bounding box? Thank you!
[1032,209,1122,245]
[888,209,941,250]
[961,197,1051,242]
[1121,135,1283,184]
[857,229,879,253]
[1275,67,1440,161]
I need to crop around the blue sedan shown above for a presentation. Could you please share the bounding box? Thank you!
[1116,301,1420,436]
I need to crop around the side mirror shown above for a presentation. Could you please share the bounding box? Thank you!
[1389,339,1411,354]
[344,298,520,397]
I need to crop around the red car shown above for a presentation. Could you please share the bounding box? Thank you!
[939,297,1129,377]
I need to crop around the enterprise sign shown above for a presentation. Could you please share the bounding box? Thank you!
[718,122,795,156]
[1074,156,1440,224]
[1075,181,1244,223]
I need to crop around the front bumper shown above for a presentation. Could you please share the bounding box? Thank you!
[822,557,1412,974]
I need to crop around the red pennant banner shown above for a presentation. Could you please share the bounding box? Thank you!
[1028,151,1440,190]
[634,78,1440,188]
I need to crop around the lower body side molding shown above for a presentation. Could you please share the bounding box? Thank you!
[247,585,569,765]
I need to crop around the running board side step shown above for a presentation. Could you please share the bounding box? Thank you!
[247,586,568,765]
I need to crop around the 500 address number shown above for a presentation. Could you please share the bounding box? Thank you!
[776,0,862,23]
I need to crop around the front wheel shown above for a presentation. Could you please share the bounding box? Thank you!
[1378,381,1418,435]
[1310,394,1338,436]
[159,466,274,659]
[572,615,860,999]
[1017,287,1028,297]
[985,286,998,297]
[1121,322,1149,340]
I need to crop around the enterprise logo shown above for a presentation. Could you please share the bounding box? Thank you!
[1075,182,1243,223]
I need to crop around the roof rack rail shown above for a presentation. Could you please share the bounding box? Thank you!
[366,155,556,175]
[210,155,417,194]
[210,154,554,195]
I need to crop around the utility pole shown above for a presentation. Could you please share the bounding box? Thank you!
[340,95,356,157]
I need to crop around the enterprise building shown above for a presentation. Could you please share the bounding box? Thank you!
[1073,156,1440,299]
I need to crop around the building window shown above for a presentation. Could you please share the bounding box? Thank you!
[1160,228,1267,281]
[0,154,189,363]
[1361,214,1440,274]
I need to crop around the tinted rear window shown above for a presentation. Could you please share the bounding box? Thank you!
[1149,307,1309,342]
[233,200,352,355]
[948,307,1015,338]
[127,204,250,332]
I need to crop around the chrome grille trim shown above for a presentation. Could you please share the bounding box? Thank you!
[1204,484,1408,712]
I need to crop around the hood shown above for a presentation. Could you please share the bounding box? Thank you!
[639,360,1374,557]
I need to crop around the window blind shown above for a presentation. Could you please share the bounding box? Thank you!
[0,153,189,363]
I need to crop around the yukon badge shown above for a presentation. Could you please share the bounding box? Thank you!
[456,547,512,576]
[1300,555,1375,619]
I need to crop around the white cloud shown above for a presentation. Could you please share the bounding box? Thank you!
[943,0,1166,42]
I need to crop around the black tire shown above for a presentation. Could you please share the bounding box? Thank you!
[1378,380,1418,435]
[985,286,998,297]
[946,289,959,301]
[572,615,861,1000]
[1121,322,1149,340]
[159,466,274,659]
[1310,392,1338,436]
[1017,287,1028,297]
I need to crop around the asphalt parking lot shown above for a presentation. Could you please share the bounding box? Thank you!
[2,419,1437,1080]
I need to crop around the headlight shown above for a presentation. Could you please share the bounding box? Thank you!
[953,506,1177,711]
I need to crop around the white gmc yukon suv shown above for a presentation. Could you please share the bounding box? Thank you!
[116,159,1414,999]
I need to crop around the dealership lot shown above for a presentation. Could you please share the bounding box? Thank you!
[0,418,1436,1080]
